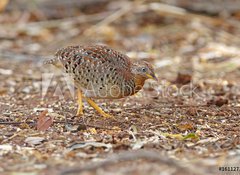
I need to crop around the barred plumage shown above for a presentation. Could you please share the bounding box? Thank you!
[47,44,157,118]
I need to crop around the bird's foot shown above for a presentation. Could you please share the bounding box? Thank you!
[86,98,116,120]
[76,109,84,117]
[100,111,115,120]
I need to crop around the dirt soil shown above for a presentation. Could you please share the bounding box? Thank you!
[0,1,240,175]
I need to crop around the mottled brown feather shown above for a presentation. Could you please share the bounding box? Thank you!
[47,45,154,99]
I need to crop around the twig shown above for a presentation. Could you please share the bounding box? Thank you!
[60,149,207,175]
[0,120,116,130]
[148,2,187,15]
[56,121,117,130]
[25,11,111,28]
[1,130,25,144]
[0,121,36,125]
[83,0,146,36]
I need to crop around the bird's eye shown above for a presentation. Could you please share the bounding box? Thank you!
[142,67,147,72]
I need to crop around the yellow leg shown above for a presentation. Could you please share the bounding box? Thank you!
[86,98,113,118]
[76,89,83,116]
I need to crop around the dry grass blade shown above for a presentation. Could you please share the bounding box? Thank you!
[83,0,146,36]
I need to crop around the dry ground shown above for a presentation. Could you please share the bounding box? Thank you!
[0,1,240,175]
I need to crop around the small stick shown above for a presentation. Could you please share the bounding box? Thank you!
[0,120,116,130]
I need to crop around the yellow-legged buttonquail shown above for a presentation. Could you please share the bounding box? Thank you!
[45,45,157,118]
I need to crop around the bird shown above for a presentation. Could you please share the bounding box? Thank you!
[45,44,157,118]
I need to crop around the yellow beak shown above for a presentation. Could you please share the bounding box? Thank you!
[146,73,158,81]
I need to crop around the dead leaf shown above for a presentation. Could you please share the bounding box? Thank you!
[131,140,147,150]
[182,133,199,141]
[34,108,54,113]
[25,137,45,145]
[68,142,112,152]
[187,107,197,116]
[175,72,192,84]
[163,132,199,141]
[196,137,220,144]
[163,133,184,140]
[177,122,195,131]
[207,97,228,107]
[37,110,53,131]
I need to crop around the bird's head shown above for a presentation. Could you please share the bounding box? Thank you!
[131,61,158,82]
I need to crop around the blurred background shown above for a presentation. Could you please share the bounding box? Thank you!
[1,1,240,174]
[0,0,240,82]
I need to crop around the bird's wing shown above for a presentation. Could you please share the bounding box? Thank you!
[54,45,133,79]
[79,45,133,80]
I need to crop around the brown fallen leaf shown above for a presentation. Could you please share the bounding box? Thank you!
[177,122,195,132]
[174,72,192,85]
[37,110,53,131]
[187,107,198,116]
[207,97,228,107]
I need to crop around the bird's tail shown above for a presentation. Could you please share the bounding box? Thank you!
[44,48,65,68]
[44,57,63,68]
[44,58,57,65]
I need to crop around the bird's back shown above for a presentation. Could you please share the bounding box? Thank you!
[47,45,135,99]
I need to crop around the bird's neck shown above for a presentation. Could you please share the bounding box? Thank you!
[133,75,147,92]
